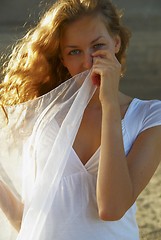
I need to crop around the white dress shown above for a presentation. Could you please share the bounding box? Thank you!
[34,98,161,240]
[1,71,161,240]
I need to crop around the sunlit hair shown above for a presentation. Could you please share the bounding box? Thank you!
[0,0,131,105]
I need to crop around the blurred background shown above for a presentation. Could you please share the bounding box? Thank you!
[0,1,161,239]
[0,0,161,99]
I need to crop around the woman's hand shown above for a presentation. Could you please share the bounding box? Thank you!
[91,49,121,105]
[0,180,23,231]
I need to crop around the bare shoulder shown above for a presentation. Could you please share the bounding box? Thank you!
[119,92,133,105]
[119,92,133,119]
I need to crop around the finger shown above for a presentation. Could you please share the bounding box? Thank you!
[92,49,114,58]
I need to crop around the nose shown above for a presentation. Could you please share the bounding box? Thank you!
[82,51,93,70]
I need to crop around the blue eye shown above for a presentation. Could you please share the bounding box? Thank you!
[93,43,105,50]
[69,49,81,55]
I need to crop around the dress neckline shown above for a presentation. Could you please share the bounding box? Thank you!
[72,146,100,169]
[72,98,138,168]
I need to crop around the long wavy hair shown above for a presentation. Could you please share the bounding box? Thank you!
[0,0,131,105]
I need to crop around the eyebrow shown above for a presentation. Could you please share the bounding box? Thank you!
[91,36,104,44]
[64,36,105,49]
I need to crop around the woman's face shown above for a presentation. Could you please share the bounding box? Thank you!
[60,15,120,77]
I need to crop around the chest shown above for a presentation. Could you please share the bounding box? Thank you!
[72,103,129,165]
[73,108,102,165]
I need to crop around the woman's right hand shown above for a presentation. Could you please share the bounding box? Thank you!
[91,49,121,106]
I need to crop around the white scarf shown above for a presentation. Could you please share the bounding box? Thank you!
[0,70,96,239]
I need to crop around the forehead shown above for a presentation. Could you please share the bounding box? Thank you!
[60,15,110,45]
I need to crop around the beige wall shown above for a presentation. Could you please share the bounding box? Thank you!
[0,0,161,99]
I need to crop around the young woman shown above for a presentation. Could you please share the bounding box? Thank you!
[0,0,161,239]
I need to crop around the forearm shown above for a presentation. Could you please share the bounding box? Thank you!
[0,180,23,231]
[96,102,133,221]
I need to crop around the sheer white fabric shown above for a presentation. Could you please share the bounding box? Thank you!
[1,69,161,239]
[0,70,96,240]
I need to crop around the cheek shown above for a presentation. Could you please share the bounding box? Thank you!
[63,58,81,76]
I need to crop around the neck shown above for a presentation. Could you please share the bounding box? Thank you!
[87,88,101,109]
[87,86,132,109]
